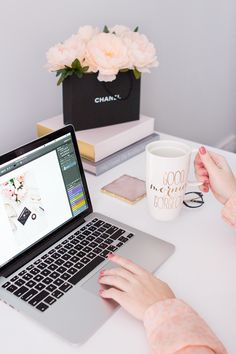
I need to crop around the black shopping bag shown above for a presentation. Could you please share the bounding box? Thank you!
[62,71,141,131]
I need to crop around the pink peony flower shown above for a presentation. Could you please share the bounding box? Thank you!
[77,25,99,43]
[122,32,159,73]
[109,25,131,37]
[86,33,129,82]
[46,35,86,72]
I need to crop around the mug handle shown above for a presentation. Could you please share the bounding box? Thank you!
[187,148,203,187]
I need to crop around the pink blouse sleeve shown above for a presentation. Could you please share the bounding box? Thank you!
[221,191,236,229]
[143,299,227,354]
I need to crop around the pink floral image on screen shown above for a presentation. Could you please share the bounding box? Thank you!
[1,175,26,203]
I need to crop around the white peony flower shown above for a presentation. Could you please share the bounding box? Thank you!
[109,25,131,37]
[46,35,86,71]
[86,33,129,82]
[122,32,159,73]
[77,25,99,43]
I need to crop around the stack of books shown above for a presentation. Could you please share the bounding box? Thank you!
[37,114,159,175]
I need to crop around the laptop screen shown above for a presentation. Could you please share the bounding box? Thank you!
[0,132,89,268]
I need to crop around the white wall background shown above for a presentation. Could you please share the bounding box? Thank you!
[0,0,235,154]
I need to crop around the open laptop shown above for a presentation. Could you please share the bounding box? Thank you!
[0,125,174,343]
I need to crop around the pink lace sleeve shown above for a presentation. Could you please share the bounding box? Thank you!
[143,299,227,354]
[221,191,236,229]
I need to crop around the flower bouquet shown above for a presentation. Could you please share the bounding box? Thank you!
[46,25,158,130]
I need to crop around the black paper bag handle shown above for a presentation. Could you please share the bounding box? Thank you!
[101,71,134,101]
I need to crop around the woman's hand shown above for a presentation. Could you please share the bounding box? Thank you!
[194,146,236,204]
[98,253,175,321]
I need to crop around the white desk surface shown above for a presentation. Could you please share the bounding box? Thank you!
[1,133,236,354]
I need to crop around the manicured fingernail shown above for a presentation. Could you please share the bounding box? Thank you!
[108,253,114,258]
[199,146,206,155]
[99,271,104,277]
[99,289,104,295]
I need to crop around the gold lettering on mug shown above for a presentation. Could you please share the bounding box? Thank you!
[150,170,186,210]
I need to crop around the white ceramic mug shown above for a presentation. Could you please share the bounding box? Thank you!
[146,140,201,221]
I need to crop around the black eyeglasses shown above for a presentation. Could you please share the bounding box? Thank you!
[183,192,204,208]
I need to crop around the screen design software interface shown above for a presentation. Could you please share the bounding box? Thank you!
[0,133,88,267]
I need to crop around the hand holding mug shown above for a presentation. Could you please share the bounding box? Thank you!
[194,147,236,204]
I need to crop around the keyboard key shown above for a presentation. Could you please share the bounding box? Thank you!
[106,238,114,245]
[110,229,125,240]
[34,275,44,282]
[57,266,67,274]
[74,244,84,251]
[67,249,77,256]
[88,226,96,232]
[67,267,77,275]
[46,284,57,292]
[87,235,95,242]
[74,230,80,235]
[64,261,73,269]
[74,262,84,270]
[93,231,101,237]
[59,283,72,293]
[6,284,18,293]
[44,257,54,265]
[21,289,38,301]
[99,243,108,250]
[100,233,110,240]
[51,252,60,260]
[58,248,67,255]
[51,290,64,299]
[87,252,97,259]
[103,223,111,229]
[35,283,45,291]
[10,275,19,282]
[91,218,98,223]
[41,269,51,277]
[48,249,55,255]
[106,226,118,235]
[30,268,40,276]
[93,220,104,228]
[70,239,80,245]
[2,281,11,288]
[44,296,56,305]
[94,237,103,244]
[42,277,53,285]
[98,227,106,233]
[41,254,48,260]
[127,233,134,239]
[116,242,123,248]
[118,236,128,243]
[70,256,80,263]
[54,258,64,266]
[68,235,74,240]
[62,251,72,259]
[34,259,41,265]
[14,286,29,297]
[80,226,86,232]
[82,230,91,236]
[19,270,27,276]
[77,251,86,258]
[83,246,92,253]
[50,272,60,280]
[25,280,36,288]
[81,257,90,265]
[76,234,86,241]
[15,279,25,287]
[81,240,89,246]
[107,245,118,252]
[62,240,69,245]
[37,262,47,270]
[22,273,33,281]
[48,264,58,271]
[55,244,62,249]
[29,290,49,306]
[26,264,34,271]
[89,241,98,248]
[69,256,104,285]
[93,247,102,254]
[61,272,71,280]
[100,250,109,258]
[64,243,73,250]
[36,302,49,312]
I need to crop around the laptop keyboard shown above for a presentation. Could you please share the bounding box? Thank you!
[1,218,134,312]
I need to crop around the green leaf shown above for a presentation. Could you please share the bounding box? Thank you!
[103,25,109,33]
[76,71,83,79]
[57,73,66,85]
[82,66,89,73]
[134,26,139,32]
[133,67,141,79]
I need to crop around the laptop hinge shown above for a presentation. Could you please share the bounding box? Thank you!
[0,218,86,278]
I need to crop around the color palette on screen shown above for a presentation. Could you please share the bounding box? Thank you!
[68,184,86,216]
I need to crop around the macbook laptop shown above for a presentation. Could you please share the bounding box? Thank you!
[0,125,174,343]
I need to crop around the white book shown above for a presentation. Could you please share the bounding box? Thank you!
[37,114,154,162]
[82,133,160,175]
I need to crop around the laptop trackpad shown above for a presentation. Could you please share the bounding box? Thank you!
[82,262,117,297]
